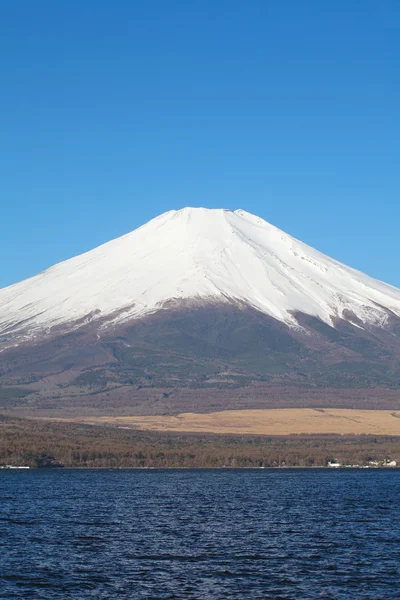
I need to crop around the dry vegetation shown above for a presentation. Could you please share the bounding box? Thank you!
[51,408,400,436]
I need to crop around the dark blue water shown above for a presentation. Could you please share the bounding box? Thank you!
[1,469,399,599]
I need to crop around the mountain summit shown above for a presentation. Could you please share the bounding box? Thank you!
[1,207,400,346]
[1,207,400,416]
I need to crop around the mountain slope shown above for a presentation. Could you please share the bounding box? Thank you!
[1,207,400,416]
[1,207,400,347]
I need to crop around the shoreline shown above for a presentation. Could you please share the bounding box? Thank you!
[2,465,399,471]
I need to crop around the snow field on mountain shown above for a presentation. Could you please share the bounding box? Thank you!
[1,207,400,342]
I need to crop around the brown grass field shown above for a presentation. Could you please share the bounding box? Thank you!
[45,408,400,436]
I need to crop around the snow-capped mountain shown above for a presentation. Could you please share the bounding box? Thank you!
[1,207,400,346]
[1,208,400,416]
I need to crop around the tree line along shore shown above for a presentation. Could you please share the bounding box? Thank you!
[1,414,399,469]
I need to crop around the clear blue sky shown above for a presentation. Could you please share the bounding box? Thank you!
[1,0,399,288]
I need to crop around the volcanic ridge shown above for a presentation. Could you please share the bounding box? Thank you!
[1,207,400,417]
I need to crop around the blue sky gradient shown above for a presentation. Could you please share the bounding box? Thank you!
[1,0,399,287]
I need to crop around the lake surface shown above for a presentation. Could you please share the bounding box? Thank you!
[1,469,400,599]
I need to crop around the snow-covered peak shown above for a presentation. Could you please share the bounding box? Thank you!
[1,207,400,343]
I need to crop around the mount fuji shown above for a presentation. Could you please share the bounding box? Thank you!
[1,208,400,416]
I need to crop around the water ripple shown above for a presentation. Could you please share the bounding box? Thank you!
[0,469,399,599]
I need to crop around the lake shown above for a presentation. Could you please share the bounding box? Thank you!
[1,469,399,599]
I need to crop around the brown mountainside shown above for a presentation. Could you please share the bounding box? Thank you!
[1,302,400,417]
